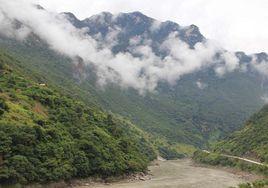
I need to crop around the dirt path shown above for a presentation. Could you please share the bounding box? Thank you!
[75,159,255,188]
[203,150,268,167]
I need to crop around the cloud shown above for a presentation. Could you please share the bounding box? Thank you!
[0,9,31,40]
[149,20,162,33]
[261,95,268,104]
[250,56,268,78]
[0,0,253,94]
[214,52,240,77]
[196,80,207,90]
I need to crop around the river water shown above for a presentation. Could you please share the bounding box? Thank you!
[76,159,254,188]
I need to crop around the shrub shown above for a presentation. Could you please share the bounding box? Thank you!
[0,98,9,116]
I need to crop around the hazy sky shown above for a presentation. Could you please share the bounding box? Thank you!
[37,0,268,54]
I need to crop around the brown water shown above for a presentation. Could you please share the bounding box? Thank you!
[76,159,253,188]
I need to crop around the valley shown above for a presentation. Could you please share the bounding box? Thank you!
[0,1,268,187]
[76,159,257,188]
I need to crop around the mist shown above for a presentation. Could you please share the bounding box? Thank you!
[0,0,265,93]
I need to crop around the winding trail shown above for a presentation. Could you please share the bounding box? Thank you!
[76,159,254,188]
[202,150,268,167]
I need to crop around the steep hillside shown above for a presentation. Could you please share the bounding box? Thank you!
[0,11,268,148]
[0,50,156,185]
[214,105,268,163]
[193,105,268,177]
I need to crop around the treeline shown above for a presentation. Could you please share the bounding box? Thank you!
[0,52,156,185]
[237,179,268,188]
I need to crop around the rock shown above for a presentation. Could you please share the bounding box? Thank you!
[139,177,146,181]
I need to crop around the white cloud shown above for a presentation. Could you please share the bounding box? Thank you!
[251,56,268,77]
[0,10,31,40]
[129,36,142,46]
[196,80,207,90]
[103,26,121,48]
[0,0,263,94]
[149,20,162,33]
[214,52,240,77]
[261,95,268,104]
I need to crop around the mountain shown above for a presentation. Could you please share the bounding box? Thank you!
[0,49,156,185]
[56,11,268,138]
[1,10,268,149]
[63,11,204,53]
[65,12,268,144]
[214,104,268,163]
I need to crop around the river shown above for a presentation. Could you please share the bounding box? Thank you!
[75,159,255,188]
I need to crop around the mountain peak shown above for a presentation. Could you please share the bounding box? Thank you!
[182,24,203,39]
[126,11,148,18]
[84,11,114,24]
[61,12,78,20]
[60,11,205,48]
[34,4,45,10]
[255,52,268,62]
[117,11,154,23]
[97,11,113,19]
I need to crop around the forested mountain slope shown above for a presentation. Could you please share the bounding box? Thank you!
[214,105,268,163]
[64,11,268,145]
[0,50,156,185]
[193,105,268,178]
[1,10,268,149]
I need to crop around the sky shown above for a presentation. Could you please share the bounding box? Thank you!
[37,0,268,54]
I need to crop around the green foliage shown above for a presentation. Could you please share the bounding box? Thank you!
[193,105,268,185]
[193,104,268,178]
[150,136,196,159]
[158,146,185,160]
[193,151,236,166]
[0,37,265,149]
[214,105,268,164]
[0,98,9,116]
[0,53,156,185]
[238,179,268,188]
[0,61,4,70]
[193,151,268,176]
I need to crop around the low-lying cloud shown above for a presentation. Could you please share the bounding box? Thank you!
[0,0,266,94]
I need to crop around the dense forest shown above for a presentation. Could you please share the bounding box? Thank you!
[214,105,268,163]
[0,50,156,185]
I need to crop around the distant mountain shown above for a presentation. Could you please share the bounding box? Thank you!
[62,11,268,144]
[63,11,205,54]
[0,11,268,149]
[62,11,268,61]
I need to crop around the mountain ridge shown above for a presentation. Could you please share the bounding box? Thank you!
[62,11,205,52]
[61,11,268,58]
[0,9,268,149]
